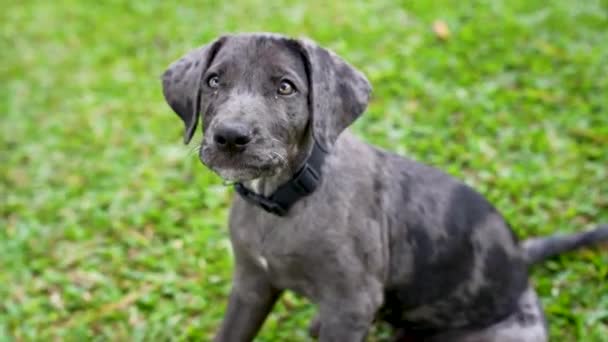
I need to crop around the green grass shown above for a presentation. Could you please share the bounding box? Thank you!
[1,0,607,341]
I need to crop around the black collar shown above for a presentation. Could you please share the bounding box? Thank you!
[234,140,327,216]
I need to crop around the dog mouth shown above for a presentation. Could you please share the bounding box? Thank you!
[199,146,287,182]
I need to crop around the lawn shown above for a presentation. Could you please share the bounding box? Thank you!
[1,0,607,341]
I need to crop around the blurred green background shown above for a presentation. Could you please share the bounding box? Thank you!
[2,0,607,341]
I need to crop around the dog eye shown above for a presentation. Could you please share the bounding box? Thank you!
[207,74,220,88]
[277,80,296,95]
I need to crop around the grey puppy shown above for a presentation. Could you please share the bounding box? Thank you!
[162,33,608,342]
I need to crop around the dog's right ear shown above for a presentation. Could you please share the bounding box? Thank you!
[161,38,225,144]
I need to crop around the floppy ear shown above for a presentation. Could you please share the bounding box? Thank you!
[161,38,225,144]
[296,38,372,151]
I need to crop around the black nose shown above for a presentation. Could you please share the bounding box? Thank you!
[213,122,252,152]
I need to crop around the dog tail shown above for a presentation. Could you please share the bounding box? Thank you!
[521,224,608,265]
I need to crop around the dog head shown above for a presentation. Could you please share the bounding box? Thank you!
[162,33,371,182]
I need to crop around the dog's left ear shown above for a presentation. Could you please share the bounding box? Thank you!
[296,38,372,151]
[162,37,225,144]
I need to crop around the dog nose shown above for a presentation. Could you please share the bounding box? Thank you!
[213,123,252,151]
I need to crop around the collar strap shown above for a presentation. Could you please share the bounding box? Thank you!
[234,140,327,216]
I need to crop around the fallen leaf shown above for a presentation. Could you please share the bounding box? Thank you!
[433,20,450,40]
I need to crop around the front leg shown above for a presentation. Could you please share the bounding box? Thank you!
[317,280,384,342]
[214,257,281,342]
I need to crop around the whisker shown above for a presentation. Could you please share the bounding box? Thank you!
[269,137,283,147]
[188,145,203,157]
[271,151,287,165]
[188,145,201,156]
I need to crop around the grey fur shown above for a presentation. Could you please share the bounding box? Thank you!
[162,33,608,342]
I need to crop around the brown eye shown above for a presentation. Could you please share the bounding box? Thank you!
[278,80,296,95]
[207,75,220,88]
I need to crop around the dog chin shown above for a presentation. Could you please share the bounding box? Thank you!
[200,149,287,182]
[214,168,263,182]
[211,163,283,183]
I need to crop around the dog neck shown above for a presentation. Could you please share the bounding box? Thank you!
[243,174,288,197]
[235,134,326,216]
